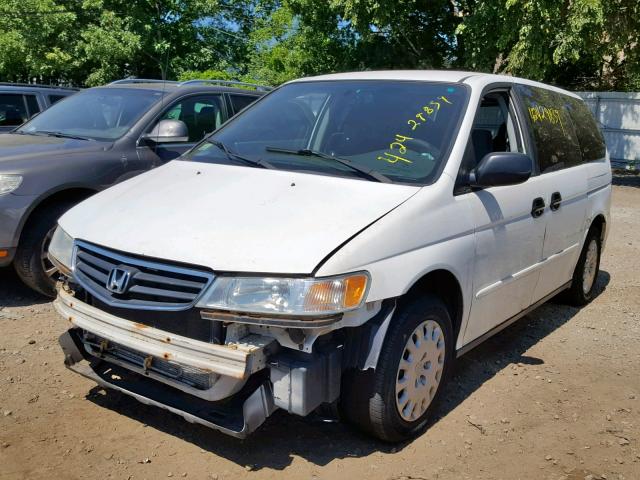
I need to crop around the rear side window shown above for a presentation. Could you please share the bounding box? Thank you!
[515,85,582,173]
[25,95,40,117]
[230,94,258,114]
[48,94,67,105]
[565,97,606,162]
[0,94,28,126]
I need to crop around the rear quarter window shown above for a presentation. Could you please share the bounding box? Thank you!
[565,97,606,162]
[230,94,258,114]
[48,94,67,105]
[25,94,40,117]
[515,84,582,173]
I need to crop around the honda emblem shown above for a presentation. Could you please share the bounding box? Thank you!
[106,266,133,294]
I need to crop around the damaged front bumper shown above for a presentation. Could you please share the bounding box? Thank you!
[59,329,276,438]
[55,287,343,438]
[55,287,278,438]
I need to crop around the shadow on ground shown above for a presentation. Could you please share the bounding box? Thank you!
[87,272,610,471]
[0,267,49,308]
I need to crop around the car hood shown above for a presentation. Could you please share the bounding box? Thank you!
[0,133,109,170]
[59,161,419,274]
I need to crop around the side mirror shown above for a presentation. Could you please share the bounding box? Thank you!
[142,119,188,144]
[470,152,532,188]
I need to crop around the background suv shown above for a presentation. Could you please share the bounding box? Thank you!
[0,83,78,133]
[0,78,267,296]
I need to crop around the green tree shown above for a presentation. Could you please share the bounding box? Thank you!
[331,0,459,69]
[0,0,253,85]
[76,9,141,86]
[246,2,349,85]
[456,0,640,90]
[243,0,460,84]
[0,0,77,83]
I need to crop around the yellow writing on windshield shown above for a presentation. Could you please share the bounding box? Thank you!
[389,134,414,154]
[378,96,453,165]
[407,96,453,131]
[528,105,566,135]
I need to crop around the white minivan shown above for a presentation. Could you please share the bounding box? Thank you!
[50,71,611,441]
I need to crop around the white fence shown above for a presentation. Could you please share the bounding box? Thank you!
[577,91,640,169]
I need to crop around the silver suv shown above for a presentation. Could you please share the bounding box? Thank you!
[0,78,267,296]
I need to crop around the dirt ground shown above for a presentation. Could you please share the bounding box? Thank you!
[1,177,639,480]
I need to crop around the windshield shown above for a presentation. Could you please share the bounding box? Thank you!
[186,80,469,184]
[18,88,164,141]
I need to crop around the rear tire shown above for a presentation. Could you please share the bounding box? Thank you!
[561,228,602,306]
[340,295,454,442]
[14,201,75,297]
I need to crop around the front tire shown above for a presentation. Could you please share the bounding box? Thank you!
[341,295,454,442]
[14,201,75,297]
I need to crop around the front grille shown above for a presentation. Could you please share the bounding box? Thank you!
[73,241,214,311]
[82,331,217,390]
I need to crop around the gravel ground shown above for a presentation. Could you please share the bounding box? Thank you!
[0,178,639,480]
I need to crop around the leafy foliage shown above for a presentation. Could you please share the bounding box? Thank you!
[0,0,637,90]
[456,0,640,90]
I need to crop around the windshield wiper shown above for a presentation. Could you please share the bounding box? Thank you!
[265,146,391,183]
[35,131,93,141]
[208,140,275,169]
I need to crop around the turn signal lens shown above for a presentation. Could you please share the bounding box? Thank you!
[301,273,369,312]
[344,274,368,308]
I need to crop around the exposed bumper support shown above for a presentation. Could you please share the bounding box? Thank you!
[59,329,276,439]
[54,288,273,381]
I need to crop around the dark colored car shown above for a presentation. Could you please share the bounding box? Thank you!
[0,83,78,133]
[0,78,267,296]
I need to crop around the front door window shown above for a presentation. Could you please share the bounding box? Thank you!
[155,95,224,143]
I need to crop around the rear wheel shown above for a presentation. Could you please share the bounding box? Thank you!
[561,228,602,306]
[341,295,454,442]
[14,201,75,297]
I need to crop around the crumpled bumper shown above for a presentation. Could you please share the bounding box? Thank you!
[58,329,276,439]
[54,287,275,399]
[54,286,278,438]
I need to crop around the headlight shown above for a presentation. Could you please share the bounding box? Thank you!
[48,226,74,272]
[0,175,23,195]
[197,272,369,316]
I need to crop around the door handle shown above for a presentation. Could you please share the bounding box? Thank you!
[550,192,562,211]
[531,197,545,218]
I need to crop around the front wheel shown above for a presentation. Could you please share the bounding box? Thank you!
[14,201,75,297]
[341,295,454,442]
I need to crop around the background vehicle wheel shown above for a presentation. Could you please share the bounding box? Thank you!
[561,228,602,306]
[14,201,75,297]
[341,295,455,442]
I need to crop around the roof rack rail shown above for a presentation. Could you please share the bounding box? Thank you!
[107,78,273,92]
[109,78,179,85]
[178,79,273,92]
[0,82,79,90]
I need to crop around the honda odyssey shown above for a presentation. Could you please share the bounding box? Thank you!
[50,71,611,441]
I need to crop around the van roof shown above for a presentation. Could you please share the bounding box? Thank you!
[292,70,581,99]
